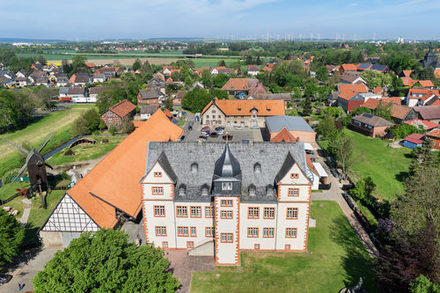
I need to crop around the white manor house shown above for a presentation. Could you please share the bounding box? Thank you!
[142,142,313,266]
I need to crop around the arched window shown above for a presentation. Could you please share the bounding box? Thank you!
[191,163,198,173]
[254,163,261,174]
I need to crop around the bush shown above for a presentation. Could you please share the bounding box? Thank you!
[118,116,135,134]
[0,209,25,267]
[410,275,440,293]
[108,126,117,136]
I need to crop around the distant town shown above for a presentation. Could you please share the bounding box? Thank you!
[0,39,439,292]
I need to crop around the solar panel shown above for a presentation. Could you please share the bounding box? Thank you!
[363,113,373,118]
[371,64,387,71]
[358,63,372,69]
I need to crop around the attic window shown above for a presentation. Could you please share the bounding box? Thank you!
[191,163,198,173]
[249,185,256,197]
[201,186,209,196]
[266,186,274,197]
[266,108,271,111]
[237,107,241,111]
[179,186,186,197]
[254,163,261,174]
[222,182,233,191]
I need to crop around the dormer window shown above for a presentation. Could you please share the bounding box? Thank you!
[201,184,209,196]
[222,182,232,191]
[178,185,186,197]
[254,163,261,174]
[266,185,274,197]
[191,163,198,173]
[249,185,256,197]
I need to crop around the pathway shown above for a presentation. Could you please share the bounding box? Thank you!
[312,155,378,258]
[19,198,31,224]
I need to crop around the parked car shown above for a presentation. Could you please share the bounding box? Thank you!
[215,127,225,135]
[235,125,244,130]
[201,130,211,135]
[200,132,209,137]
[210,131,218,137]
[0,273,12,285]
[201,126,211,131]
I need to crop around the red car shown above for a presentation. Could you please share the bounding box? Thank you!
[201,126,211,131]
[58,97,72,102]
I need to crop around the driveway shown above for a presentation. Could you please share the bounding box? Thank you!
[1,248,60,293]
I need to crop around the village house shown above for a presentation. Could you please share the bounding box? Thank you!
[140,105,160,120]
[265,116,316,143]
[201,98,285,128]
[68,86,87,103]
[249,93,292,107]
[404,119,439,131]
[340,71,366,85]
[70,73,90,86]
[351,113,394,138]
[56,73,69,87]
[221,78,269,97]
[414,105,440,123]
[142,142,312,265]
[426,129,440,150]
[137,87,165,105]
[173,90,186,105]
[39,110,183,247]
[92,73,106,83]
[361,99,417,124]
[336,83,369,112]
[405,88,440,107]
[247,65,260,76]
[403,133,425,149]
[88,86,105,103]
[100,99,136,128]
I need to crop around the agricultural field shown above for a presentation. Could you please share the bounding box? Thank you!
[0,104,95,178]
[46,134,126,166]
[345,129,412,201]
[191,201,377,293]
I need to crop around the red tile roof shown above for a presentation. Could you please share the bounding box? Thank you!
[372,86,383,94]
[418,80,434,87]
[337,84,368,100]
[341,64,358,71]
[404,133,425,144]
[427,129,440,138]
[67,109,184,228]
[405,119,439,130]
[108,99,136,118]
[270,127,298,142]
[202,99,285,116]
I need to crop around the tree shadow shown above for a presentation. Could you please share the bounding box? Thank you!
[395,171,409,183]
[330,215,379,292]
[5,224,41,272]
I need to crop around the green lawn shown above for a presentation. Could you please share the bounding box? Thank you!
[345,129,411,201]
[191,201,378,293]
[46,135,125,166]
[0,104,95,178]
[0,182,29,201]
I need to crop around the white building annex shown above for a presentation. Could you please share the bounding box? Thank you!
[142,142,313,266]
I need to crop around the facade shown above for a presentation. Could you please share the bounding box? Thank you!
[141,142,312,265]
[351,113,394,138]
[88,86,105,103]
[68,86,87,103]
[137,87,165,105]
[100,99,136,128]
[201,99,285,128]
[265,116,316,143]
[221,78,269,97]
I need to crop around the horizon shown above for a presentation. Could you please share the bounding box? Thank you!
[1,0,440,41]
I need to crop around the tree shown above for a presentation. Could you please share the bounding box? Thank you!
[376,222,440,292]
[212,73,229,88]
[375,102,392,121]
[119,116,135,134]
[82,109,101,133]
[350,176,376,206]
[72,116,89,136]
[0,209,24,267]
[390,124,424,139]
[33,229,179,292]
[163,98,173,111]
[410,275,440,293]
[210,88,228,100]
[302,96,312,116]
[316,66,329,82]
[201,69,212,88]
[317,115,337,139]
[392,139,440,237]
[217,60,226,67]
[132,58,141,71]
[350,106,372,116]
[37,55,47,65]
[71,54,88,74]
[181,87,212,113]
[328,132,353,178]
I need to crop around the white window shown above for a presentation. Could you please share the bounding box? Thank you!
[154,205,165,217]
[155,226,167,236]
[264,207,275,219]
[190,206,201,218]
[190,227,197,237]
[152,186,163,195]
[222,182,233,190]
[205,206,214,218]
[263,227,274,238]
[248,207,259,219]
[206,227,214,237]
[247,227,259,238]
[176,206,187,217]
[287,208,298,219]
[286,228,297,238]
[177,226,189,237]
[221,210,233,219]
[221,233,233,243]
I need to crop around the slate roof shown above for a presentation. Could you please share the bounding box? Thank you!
[144,142,311,203]
[140,104,160,115]
[352,113,394,127]
[251,93,291,101]
[341,71,363,83]
[138,87,163,100]
[265,116,315,133]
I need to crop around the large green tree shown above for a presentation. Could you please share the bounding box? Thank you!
[181,87,212,113]
[33,229,179,292]
[0,209,24,267]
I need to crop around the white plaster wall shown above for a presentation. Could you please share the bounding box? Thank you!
[276,202,309,251]
[214,197,240,265]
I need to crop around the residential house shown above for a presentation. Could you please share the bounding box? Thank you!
[70,73,90,86]
[405,88,440,107]
[202,98,285,128]
[68,86,87,103]
[336,83,369,112]
[370,64,389,73]
[357,63,373,71]
[361,99,417,124]
[142,142,312,265]
[140,105,160,120]
[404,119,439,131]
[403,133,425,149]
[56,74,69,87]
[340,71,366,85]
[426,129,440,149]
[351,113,394,138]
[15,76,29,87]
[40,110,183,247]
[247,65,260,76]
[173,90,186,105]
[88,86,105,103]
[249,93,292,107]
[221,78,269,97]
[414,105,440,123]
[265,116,316,143]
[58,87,70,100]
[92,73,106,83]
[35,77,48,86]
[137,87,165,105]
[339,64,358,74]
[100,99,136,128]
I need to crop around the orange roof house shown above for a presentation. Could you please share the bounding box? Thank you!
[270,127,298,142]
[202,98,285,117]
[100,99,137,130]
[40,110,184,245]
[418,80,434,88]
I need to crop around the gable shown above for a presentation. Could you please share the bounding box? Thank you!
[142,160,174,184]
[41,193,99,232]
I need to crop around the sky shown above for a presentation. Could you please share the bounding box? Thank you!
[0,0,439,41]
